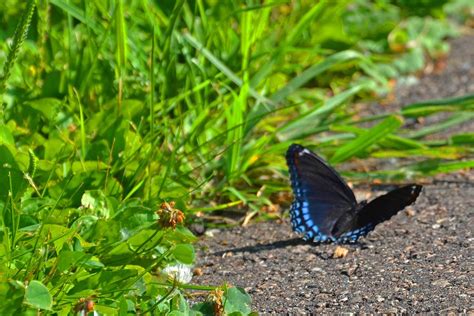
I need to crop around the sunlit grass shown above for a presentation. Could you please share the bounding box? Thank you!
[0,0,473,313]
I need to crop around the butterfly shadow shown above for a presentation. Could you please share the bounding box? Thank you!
[207,237,369,257]
[210,237,370,258]
[210,237,305,256]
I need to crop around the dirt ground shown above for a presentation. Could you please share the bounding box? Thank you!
[193,35,474,313]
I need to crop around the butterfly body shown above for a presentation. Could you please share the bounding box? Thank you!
[286,144,422,244]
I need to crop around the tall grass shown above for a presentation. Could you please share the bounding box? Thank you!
[0,0,473,313]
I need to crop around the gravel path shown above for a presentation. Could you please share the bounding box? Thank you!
[193,35,474,313]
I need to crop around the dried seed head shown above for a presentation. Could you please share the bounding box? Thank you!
[74,297,95,313]
[208,289,225,316]
[157,201,185,229]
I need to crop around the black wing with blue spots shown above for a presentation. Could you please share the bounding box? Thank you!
[286,144,357,243]
[286,144,422,243]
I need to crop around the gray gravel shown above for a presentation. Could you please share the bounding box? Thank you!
[395,35,474,103]
[193,35,474,313]
[374,34,474,138]
[195,173,473,313]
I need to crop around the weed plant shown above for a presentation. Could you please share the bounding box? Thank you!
[0,0,473,314]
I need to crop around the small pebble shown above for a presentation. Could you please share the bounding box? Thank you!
[333,246,349,258]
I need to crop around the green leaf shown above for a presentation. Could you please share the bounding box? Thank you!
[0,144,27,201]
[42,224,74,253]
[24,280,52,311]
[168,311,188,316]
[330,115,403,164]
[167,227,198,244]
[24,98,62,121]
[94,304,120,315]
[112,205,155,230]
[224,287,252,315]
[173,244,195,265]
[57,250,91,272]
[191,302,214,315]
[170,292,196,314]
[118,296,131,316]
[71,269,138,295]
[71,161,109,172]
[0,280,25,314]
[101,229,163,266]
[81,190,112,218]
[0,124,14,145]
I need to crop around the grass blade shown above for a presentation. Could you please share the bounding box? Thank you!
[343,158,474,182]
[271,50,363,103]
[277,84,367,140]
[401,93,474,117]
[115,0,128,109]
[183,32,272,106]
[371,147,470,159]
[330,115,404,164]
[49,0,98,30]
[405,112,474,139]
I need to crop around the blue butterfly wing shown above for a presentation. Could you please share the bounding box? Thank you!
[286,144,357,242]
[332,184,423,242]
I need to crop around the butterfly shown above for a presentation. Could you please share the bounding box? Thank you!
[286,144,422,243]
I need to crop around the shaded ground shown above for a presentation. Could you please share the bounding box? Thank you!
[194,35,474,313]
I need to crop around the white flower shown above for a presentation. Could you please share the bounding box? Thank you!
[162,263,193,284]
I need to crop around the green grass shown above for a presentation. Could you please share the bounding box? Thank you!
[0,0,473,314]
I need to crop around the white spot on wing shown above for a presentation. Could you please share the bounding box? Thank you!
[300,148,311,156]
